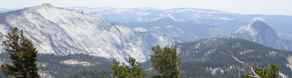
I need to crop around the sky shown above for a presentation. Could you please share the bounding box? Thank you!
[1,0,292,16]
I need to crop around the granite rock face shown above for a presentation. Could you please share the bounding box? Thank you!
[235,20,292,51]
[0,4,175,63]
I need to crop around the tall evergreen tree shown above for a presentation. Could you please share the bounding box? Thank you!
[1,27,40,78]
[128,57,146,78]
[268,64,279,78]
[110,57,146,78]
[111,60,130,78]
[151,45,181,78]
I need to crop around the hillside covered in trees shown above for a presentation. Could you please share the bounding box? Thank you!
[35,37,292,78]
[0,53,111,78]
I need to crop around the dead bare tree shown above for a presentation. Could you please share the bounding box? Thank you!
[220,49,260,78]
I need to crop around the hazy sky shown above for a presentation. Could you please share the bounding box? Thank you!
[1,0,292,16]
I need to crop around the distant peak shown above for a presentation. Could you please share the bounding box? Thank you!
[236,20,274,35]
[160,16,175,20]
[235,20,279,47]
[189,19,201,24]
[253,20,265,23]
[30,3,59,11]
[248,20,268,28]
[134,7,157,10]
[154,13,176,21]
[40,3,53,7]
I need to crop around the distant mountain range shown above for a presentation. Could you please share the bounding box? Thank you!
[2,6,292,38]
[120,16,229,41]
[0,4,175,63]
[118,13,292,51]
[66,7,292,37]
[117,14,292,51]
[0,7,18,13]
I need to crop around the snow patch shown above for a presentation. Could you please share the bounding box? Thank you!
[239,50,254,55]
[165,25,174,28]
[287,56,292,72]
[252,17,265,21]
[38,62,49,67]
[204,49,217,57]
[190,19,201,24]
[176,28,184,33]
[165,13,176,20]
[144,67,154,71]
[156,13,176,21]
[206,67,224,75]
[135,7,157,10]
[140,13,150,16]
[60,59,93,66]
[279,72,288,78]
[39,70,54,78]
[134,27,148,32]
[235,26,258,41]
[220,17,235,20]
[137,17,142,21]
[268,51,278,57]
[154,26,160,29]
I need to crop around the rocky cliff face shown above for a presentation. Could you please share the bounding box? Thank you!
[235,20,278,47]
[0,4,174,63]
[234,20,292,51]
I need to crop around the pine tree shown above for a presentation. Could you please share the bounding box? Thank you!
[151,45,181,78]
[1,27,40,78]
[268,64,279,78]
[128,57,146,78]
[111,60,130,78]
[111,57,146,78]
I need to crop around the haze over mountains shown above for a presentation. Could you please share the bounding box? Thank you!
[120,16,229,41]
[67,7,292,35]
[3,6,292,36]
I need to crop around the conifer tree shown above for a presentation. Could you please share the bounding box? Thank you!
[111,57,146,78]
[268,64,279,78]
[151,45,181,78]
[1,27,40,78]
